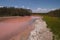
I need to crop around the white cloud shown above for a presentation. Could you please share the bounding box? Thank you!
[26,7,30,9]
[21,6,30,9]
[14,5,18,8]
[32,8,56,13]
[22,6,25,8]
[0,6,4,7]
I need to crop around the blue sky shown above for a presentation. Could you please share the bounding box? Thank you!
[0,0,60,13]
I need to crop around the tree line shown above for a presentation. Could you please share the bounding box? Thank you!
[0,7,60,17]
[47,9,60,17]
[0,7,32,16]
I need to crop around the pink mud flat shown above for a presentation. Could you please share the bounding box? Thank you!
[0,16,35,40]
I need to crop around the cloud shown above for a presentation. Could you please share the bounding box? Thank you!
[26,7,30,9]
[21,6,30,9]
[22,6,25,8]
[14,5,18,8]
[0,6,4,7]
[32,8,56,13]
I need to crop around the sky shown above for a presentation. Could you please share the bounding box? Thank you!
[0,0,60,13]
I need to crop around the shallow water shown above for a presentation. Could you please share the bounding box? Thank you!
[0,16,36,40]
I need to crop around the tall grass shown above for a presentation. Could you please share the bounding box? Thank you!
[43,15,60,40]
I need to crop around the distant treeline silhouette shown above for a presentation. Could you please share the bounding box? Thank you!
[0,7,60,17]
[47,9,60,17]
[0,7,32,16]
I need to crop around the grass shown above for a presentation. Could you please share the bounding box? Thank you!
[43,15,60,40]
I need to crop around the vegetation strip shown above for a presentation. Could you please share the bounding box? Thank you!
[43,16,60,40]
